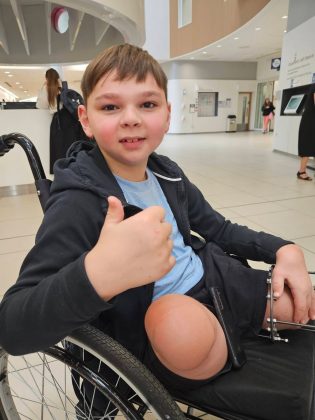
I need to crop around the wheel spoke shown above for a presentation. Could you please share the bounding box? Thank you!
[0,325,184,419]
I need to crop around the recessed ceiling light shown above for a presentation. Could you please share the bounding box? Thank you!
[216,45,222,48]
[255,27,261,31]
[190,57,195,60]
[282,15,288,19]
[4,71,10,74]
[15,82,20,85]
[284,29,287,33]
[8,74,13,77]
[202,51,207,54]
[234,37,239,40]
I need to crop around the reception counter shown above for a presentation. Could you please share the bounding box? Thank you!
[273,114,301,156]
[0,109,52,187]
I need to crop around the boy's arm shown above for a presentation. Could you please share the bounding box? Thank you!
[185,177,315,323]
[0,190,110,355]
[0,193,174,355]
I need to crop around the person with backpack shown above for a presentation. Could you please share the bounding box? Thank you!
[49,81,89,173]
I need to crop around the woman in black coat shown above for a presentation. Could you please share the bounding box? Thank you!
[297,84,315,180]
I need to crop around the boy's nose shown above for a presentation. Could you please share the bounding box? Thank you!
[120,107,141,127]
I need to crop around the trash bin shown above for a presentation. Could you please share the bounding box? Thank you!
[226,115,237,132]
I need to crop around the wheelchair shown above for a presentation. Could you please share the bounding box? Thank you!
[1,132,315,420]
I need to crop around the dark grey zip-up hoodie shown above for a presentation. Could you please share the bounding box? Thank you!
[0,141,290,358]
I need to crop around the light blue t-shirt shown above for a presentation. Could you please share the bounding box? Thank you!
[115,169,204,300]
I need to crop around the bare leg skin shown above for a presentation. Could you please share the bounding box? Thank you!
[299,156,309,174]
[145,294,228,380]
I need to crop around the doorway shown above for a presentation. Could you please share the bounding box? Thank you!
[237,92,251,131]
[255,81,275,130]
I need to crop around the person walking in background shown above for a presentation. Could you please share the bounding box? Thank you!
[297,84,315,181]
[261,98,275,134]
[36,68,61,113]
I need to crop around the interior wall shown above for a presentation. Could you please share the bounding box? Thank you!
[287,0,315,31]
[162,60,257,80]
[256,52,282,82]
[169,0,270,58]
[273,7,315,156]
[143,0,169,60]
[162,60,257,134]
[167,78,257,134]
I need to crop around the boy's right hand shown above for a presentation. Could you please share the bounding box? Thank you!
[84,196,175,300]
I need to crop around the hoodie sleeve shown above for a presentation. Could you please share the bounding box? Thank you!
[185,175,292,263]
[0,189,110,355]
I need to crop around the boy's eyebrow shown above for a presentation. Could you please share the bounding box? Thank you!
[94,90,163,102]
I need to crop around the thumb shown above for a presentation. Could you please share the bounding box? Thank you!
[104,196,124,226]
[271,269,284,299]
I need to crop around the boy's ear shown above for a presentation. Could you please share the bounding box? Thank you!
[165,102,171,133]
[78,104,93,138]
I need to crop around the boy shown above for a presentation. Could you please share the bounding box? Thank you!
[0,44,314,394]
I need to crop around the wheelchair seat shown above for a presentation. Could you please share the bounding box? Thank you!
[176,328,315,420]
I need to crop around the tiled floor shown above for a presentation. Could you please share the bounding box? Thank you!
[158,131,315,272]
[0,130,315,419]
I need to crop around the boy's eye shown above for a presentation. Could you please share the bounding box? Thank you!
[142,102,156,109]
[102,104,118,111]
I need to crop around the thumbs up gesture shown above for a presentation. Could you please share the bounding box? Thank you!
[85,196,175,300]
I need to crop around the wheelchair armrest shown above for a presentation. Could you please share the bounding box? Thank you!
[0,135,15,156]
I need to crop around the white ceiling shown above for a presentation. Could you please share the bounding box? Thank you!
[0,0,143,100]
[0,0,289,101]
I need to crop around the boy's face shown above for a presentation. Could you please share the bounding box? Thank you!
[79,71,171,181]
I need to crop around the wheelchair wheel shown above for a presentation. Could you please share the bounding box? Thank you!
[0,324,185,419]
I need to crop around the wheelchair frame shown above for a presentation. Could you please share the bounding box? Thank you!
[1,132,315,420]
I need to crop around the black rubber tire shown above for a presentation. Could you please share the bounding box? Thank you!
[0,324,185,419]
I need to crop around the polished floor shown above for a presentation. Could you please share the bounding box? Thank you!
[1,130,315,418]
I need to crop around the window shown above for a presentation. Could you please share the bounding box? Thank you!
[178,0,192,28]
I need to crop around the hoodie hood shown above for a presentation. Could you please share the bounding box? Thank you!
[50,140,122,200]
[50,140,183,202]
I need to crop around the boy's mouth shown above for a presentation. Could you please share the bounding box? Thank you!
[119,137,145,143]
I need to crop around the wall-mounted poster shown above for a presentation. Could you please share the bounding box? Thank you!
[271,57,281,71]
[197,92,218,117]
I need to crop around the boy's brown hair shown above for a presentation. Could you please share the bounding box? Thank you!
[81,44,168,105]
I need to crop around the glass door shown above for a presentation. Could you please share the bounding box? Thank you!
[255,81,274,130]
[237,92,251,131]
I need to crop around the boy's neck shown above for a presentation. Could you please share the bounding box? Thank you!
[99,149,148,182]
[110,163,148,182]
